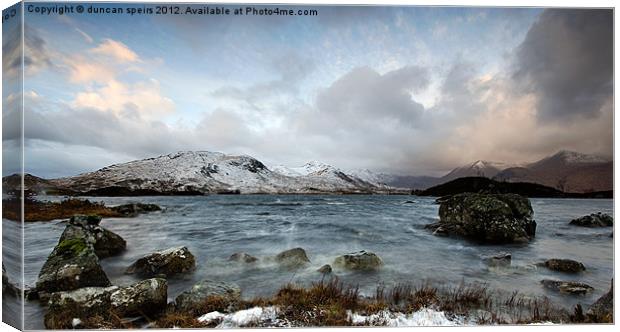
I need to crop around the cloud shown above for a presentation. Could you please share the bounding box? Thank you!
[2,24,53,79]
[90,39,140,63]
[513,9,613,122]
[75,28,94,43]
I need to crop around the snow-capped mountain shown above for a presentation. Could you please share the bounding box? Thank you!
[51,151,391,195]
[440,160,518,183]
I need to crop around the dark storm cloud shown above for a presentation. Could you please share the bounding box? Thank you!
[513,9,613,122]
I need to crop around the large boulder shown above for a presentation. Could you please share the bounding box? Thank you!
[586,280,613,323]
[543,259,585,273]
[333,250,383,270]
[427,193,536,244]
[174,279,241,315]
[569,213,613,227]
[275,248,310,268]
[60,215,126,258]
[126,246,196,277]
[541,279,594,295]
[36,237,110,297]
[112,203,162,217]
[44,278,167,329]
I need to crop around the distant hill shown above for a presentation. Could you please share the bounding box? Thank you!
[417,177,612,198]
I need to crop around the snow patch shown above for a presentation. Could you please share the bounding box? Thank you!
[348,308,462,326]
[197,306,280,328]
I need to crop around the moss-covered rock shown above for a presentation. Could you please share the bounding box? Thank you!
[333,250,383,270]
[126,246,196,277]
[427,193,536,244]
[36,237,110,297]
[541,279,594,295]
[586,280,613,322]
[60,215,126,258]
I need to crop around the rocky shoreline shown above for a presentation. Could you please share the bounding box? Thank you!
[3,192,612,328]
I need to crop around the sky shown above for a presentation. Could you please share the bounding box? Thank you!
[1,3,614,178]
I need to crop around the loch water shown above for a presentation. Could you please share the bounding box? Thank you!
[2,195,614,329]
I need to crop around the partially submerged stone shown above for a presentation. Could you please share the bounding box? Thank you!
[61,215,126,258]
[543,259,585,273]
[483,252,512,267]
[427,193,536,244]
[112,203,162,217]
[275,248,310,268]
[317,264,333,274]
[333,250,383,270]
[541,279,594,295]
[126,246,196,277]
[229,252,258,264]
[174,279,241,314]
[44,278,167,329]
[569,213,613,228]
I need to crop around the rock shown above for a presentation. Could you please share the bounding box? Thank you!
[317,264,333,274]
[543,259,585,273]
[174,279,241,314]
[36,237,110,297]
[483,252,511,267]
[109,278,167,317]
[541,279,594,295]
[112,203,162,217]
[44,278,167,329]
[2,263,19,297]
[428,193,536,244]
[126,246,196,277]
[61,215,126,258]
[586,280,613,323]
[333,250,383,270]
[569,213,613,227]
[228,252,258,263]
[275,248,310,268]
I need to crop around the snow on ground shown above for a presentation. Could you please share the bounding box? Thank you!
[197,306,462,328]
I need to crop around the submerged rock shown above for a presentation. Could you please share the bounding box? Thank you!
[543,259,585,273]
[229,252,258,264]
[483,252,512,267]
[540,279,593,295]
[586,280,613,323]
[333,250,383,270]
[112,203,162,217]
[36,237,110,297]
[2,263,19,297]
[427,193,536,244]
[44,278,167,329]
[569,213,613,227]
[126,246,196,277]
[174,279,241,314]
[61,215,126,258]
[317,264,333,274]
[275,248,310,268]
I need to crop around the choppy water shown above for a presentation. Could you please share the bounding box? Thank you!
[2,195,614,329]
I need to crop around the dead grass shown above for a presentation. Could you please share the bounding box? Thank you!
[2,198,121,222]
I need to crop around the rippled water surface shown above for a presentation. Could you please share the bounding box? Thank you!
[2,195,614,329]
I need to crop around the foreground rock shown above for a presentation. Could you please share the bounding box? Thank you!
[540,279,594,295]
[2,263,20,297]
[174,279,241,314]
[60,215,126,258]
[112,203,162,217]
[333,250,383,270]
[318,264,333,274]
[275,248,310,268]
[426,193,536,244]
[542,259,585,273]
[569,213,613,227]
[586,280,613,323]
[126,246,196,277]
[483,252,512,267]
[44,278,167,329]
[36,237,110,297]
[229,252,258,263]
